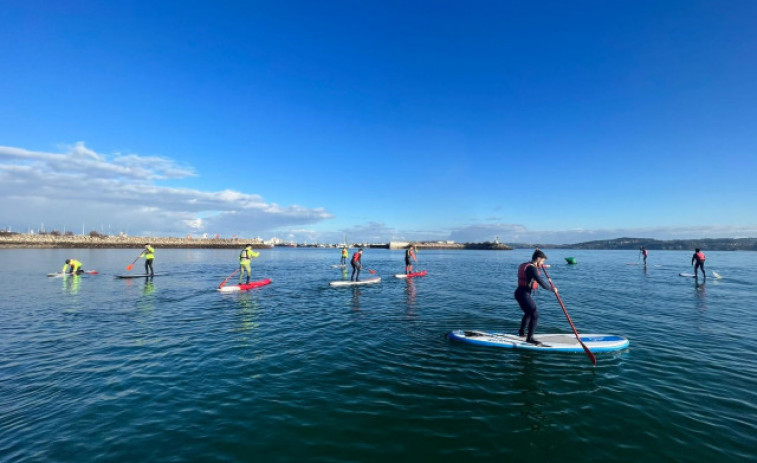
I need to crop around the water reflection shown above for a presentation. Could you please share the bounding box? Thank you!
[351,287,362,311]
[137,278,156,312]
[234,292,260,336]
[405,279,416,315]
[695,276,707,310]
[62,274,80,295]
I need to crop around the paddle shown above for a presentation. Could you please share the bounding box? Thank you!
[218,268,239,289]
[541,266,597,366]
[125,253,142,271]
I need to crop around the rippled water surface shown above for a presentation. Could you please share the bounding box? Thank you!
[1,248,756,462]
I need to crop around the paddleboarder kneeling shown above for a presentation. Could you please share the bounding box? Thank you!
[691,248,706,279]
[239,244,259,284]
[514,249,557,346]
[351,248,363,281]
[63,259,83,275]
[140,243,155,276]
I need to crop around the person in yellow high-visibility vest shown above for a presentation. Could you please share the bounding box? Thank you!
[62,259,83,274]
[239,244,260,284]
[140,243,155,276]
[340,247,348,265]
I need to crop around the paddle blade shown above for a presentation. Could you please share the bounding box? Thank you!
[368,269,376,274]
[126,264,134,271]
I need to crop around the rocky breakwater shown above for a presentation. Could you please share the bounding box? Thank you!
[388,241,512,250]
[0,233,273,249]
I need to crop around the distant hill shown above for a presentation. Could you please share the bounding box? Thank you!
[508,237,757,251]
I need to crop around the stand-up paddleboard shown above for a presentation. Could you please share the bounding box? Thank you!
[329,277,381,287]
[116,274,163,279]
[394,270,427,279]
[218,278,272,292]
[679,272,697,277]
[47,270,98,277]
[330,264,347,269]
[449,330,629,353]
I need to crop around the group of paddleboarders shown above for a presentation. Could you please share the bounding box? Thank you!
[61,243,155,277]
[513,247,710,345]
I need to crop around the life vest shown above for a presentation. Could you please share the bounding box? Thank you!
[341,248,348,257]
[240,247,258,262]
[406,248,415,260]
[63,259,82,273]
[143,246,155,259]
[517,262,539,290]
[351,252,361,263]
[695,252,705,262]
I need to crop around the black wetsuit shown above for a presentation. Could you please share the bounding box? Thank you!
[692,252,706,278]
[514,263,552,342]
[351,252,362,281]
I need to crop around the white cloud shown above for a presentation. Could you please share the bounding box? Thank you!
[0,143,333,236]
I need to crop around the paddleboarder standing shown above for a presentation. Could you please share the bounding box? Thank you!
[405,244,417,274]
[691,248,706,279]
[341,246,348,265]
[640,246,648,265]
[239,244,259,284]
[514,249,557,345]
[350,248,363,281]
[140,243,155,276]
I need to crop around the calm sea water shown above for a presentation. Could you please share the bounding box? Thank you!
[1,248,755,462]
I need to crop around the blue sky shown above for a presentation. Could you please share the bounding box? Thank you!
[1,1,756,244]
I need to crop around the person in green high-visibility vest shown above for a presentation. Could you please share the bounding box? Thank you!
[62,258,83,274]
[239,244,260,284]
[140,243,155,276]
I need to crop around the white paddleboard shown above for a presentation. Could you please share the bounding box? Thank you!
[449,330,629,353]
[679,272,697,277]
[329,277,381,287]
[330,264,347,268]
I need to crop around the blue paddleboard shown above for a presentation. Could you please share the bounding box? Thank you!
[448,330,629,353]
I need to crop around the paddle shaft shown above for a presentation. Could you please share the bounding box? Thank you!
[541,267,597,366]
[218,268,239,289]
[126,253,142,271]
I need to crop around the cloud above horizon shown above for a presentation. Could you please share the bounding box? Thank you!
[0,143,333,236]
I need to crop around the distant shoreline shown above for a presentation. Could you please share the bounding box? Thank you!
[0,233,513,250]
[0,233,272,249]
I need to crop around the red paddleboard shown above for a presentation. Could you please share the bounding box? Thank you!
[218,278,272,292]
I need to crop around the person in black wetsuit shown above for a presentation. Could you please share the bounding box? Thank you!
[405,244,417,274]
[514,249,557,345]
[350,248,363,281]
[692,248,706,279]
